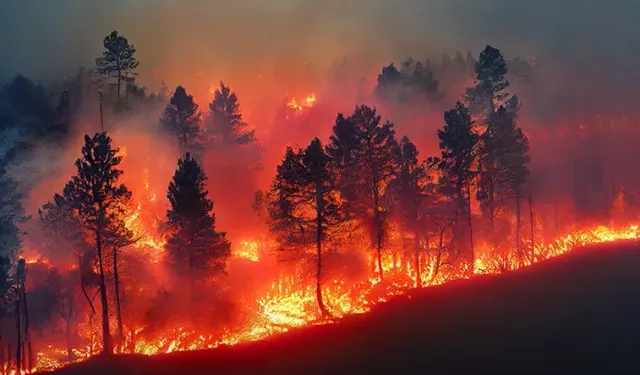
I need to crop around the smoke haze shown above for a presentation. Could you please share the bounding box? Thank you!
[1,0,638,86]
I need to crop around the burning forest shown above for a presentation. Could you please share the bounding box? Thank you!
[0,23,640,375]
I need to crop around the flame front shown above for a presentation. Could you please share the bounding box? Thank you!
[27,214,638,371]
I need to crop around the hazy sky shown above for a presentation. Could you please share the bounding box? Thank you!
[1,0,638,86]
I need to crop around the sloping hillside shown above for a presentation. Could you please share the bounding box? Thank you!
[48,240,640,375]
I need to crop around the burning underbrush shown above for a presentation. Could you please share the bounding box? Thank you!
[21,211,639,373]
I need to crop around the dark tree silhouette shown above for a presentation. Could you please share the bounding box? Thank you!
[465,45,517,121]
[266,138,343,316]
[437,101,479,263]
[161,86,203,152]
[374,64,402,100]
[375,60,440,102]
[165,153,230,316]
[62,132,132,355]
[387,136,432,287]
[95,30,139,100]
[327,105,400,280]
[481,107,530,261]
[207,82,255,147]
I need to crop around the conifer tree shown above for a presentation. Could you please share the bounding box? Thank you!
[207,82,255,147]
[165,153,230,315]
[161,86,203,152]
[266,138,342,316]
[95,30,139,100]
[387,136,431,286]
[437,101,479,263]
[62,132,131,355]
[327,105,400,280]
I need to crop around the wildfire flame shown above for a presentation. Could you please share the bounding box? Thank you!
[286,94,316,111]
[26,220,638,372]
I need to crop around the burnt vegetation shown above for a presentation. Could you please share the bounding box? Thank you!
[0,28,638,375]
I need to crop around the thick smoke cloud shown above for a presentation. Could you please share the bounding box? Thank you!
[1,0,638,85]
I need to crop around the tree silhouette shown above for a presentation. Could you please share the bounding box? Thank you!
[266,138,343,316]
[437,101,479,263]
[207,82,255,147]
[481,107,530,261]
[95,30,139,100]
[327,105,400,280]
[387,136,432,287]
[165,153,230,317]
[62,132,132,355]
[161,86,203,153]
[465,45,517,122]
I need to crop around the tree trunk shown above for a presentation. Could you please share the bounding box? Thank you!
[528,196,535,264]
[22,287,30,372]
[113,246,124,354]
[373,196,384,281]
[95,227,113,355]
[315,177,328,317]
[14,284,21,375]
[515,193,522,265]
[413,230,421,288]
[188,252,195,325]
[65,316,73,362]
[117,69,121,100]
[466,183,475,269]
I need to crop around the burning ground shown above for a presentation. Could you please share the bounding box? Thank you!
[44,240,640,375]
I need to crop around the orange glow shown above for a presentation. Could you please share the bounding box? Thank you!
[286,94,316,111]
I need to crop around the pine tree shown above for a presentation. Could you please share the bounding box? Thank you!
[437,101,479,263]
[267,138,342,316]
[161,86,203,152]
[374,64,402,100]
[387,136,431,287]
[327,105,400,280]
[482,107,530,261]
[95,30,139,100]
[465,45,517,122]
[207,82,255,147]
[62,132,132,355]
[165,153,230,317]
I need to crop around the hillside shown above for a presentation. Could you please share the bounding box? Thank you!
[47,240,640,375]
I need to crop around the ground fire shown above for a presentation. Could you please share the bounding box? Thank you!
[1,25,640,375]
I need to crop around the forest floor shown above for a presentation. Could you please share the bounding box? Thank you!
[46,240,640,375]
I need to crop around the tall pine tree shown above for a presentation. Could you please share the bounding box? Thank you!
[482,107,530,261]
[95,30,139,100]
[207,82,255,147]
[266,138,342,316]
[161,86,203,152]
[327,105,400,280]
[165,153,230,318]
[387,136,431,287]
[437,101,479,264]
[62,132,131,355]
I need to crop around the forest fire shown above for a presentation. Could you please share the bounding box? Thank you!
[2,24,640,375]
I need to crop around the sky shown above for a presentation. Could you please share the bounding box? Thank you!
[1,0,639,88]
